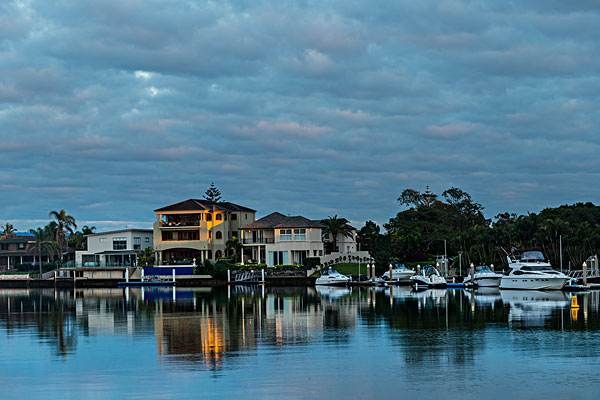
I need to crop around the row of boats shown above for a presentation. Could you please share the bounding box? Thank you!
[316,250,575,291]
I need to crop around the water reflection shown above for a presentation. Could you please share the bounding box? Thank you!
[1,287,600,368]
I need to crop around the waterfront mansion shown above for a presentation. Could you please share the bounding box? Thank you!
[153,198,360,267]
[153,199,256,264]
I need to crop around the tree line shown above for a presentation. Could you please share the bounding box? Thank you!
[357,187,600,273]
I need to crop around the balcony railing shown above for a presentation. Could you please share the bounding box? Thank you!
[242,238,275,244]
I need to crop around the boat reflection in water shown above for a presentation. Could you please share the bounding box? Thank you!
[464,287,502,309]
[314,285,351,301]
[501,290,570,328]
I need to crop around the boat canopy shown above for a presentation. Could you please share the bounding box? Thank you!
[520,251,546,262]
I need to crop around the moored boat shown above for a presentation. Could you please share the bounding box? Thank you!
[315,267,350,286]
[382,263,415,284]
[464,265,503,288]
[409,264,447,289]
[499,250,569,290]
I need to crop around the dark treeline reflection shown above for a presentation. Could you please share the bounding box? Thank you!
[0,287,599,369]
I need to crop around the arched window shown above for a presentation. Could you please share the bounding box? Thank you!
[205,213,212,221]
[216,231,222,240]
[216,214,222,221]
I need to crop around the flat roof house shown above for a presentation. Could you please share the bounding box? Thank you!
[153,199,256,264]
[241,212,325,267]
[75,229,153,267]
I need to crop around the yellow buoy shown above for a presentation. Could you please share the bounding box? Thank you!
[571,296,580,309]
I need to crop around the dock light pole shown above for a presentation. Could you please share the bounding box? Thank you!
[559,235,563,273]
[583,262,588,286]
[458,251,462,277]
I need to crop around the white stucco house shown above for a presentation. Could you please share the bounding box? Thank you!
[75,229,154,267]
[241,212,325,267]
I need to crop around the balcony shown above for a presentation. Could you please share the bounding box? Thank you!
[243,238,274,244]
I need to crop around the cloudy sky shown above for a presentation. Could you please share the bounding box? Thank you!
[2,0,600,231]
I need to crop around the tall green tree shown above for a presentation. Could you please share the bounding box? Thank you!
[49,209,77,263]
[203,182,222,202]
[320,215,354,254]
[29,227,57,276]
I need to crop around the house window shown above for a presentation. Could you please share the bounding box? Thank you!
[215,250,222,259]
[231,213,237,221]
[280,229,292,241]
[314,250,318,257]
[216,214,222,221]
[216,231,222,240]
[293,228,306,240]
[133,237,141,250]
[145,237,150,243]
[0,244,8,250]
[18,243,25,249]
[113,237,127,250]
[208,231,212,239]
[206,213,212,221]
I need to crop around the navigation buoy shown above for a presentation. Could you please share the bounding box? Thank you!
[571,296,580,309]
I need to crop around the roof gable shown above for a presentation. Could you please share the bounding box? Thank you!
[155,199,255,213]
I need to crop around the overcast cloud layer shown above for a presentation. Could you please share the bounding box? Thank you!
[2,0,600,231]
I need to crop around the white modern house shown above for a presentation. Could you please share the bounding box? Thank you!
[241,212,325,267]
[75,229,154,267]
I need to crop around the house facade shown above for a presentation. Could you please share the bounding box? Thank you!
[75,229,154,267]
[153,199,256,264]
[241,212,325,267]
[0,233,37,270]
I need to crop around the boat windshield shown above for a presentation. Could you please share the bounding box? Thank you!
[475,265,492,273]
[521,265,555,272]
[521,251,546,262]
[421,265,439,276]
[393,263,410,271]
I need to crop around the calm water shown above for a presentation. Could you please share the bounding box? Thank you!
[1,286,599,399]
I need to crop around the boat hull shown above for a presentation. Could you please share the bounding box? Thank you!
[474,277,502,288]
[315,279,349,286]
[499,276,568,290]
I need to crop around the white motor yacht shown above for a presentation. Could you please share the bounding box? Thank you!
[315,267,350,286]
[382,263,415,283]
[499,250,569,290]
[409,264,447,289]
[464,265,503,288]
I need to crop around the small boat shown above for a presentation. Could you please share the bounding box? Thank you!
[315,267,350,286]
[409,264,447,289]
[464,265,503,288]
[499,250,569,290]
[382,263,415,284]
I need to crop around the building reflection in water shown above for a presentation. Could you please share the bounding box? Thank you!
[2,286,600,368]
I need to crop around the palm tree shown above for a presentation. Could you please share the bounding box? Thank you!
[137,247,155,266]
[29,227,58,277]
[226,236,242,262]
[320,215,354,254]
[81,225,96,235]
[49,209,77,264]
[1,223,15,238]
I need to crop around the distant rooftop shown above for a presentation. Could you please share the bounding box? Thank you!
[85,228,153,237]
[154,199,255,213]
[244,212,324,229]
